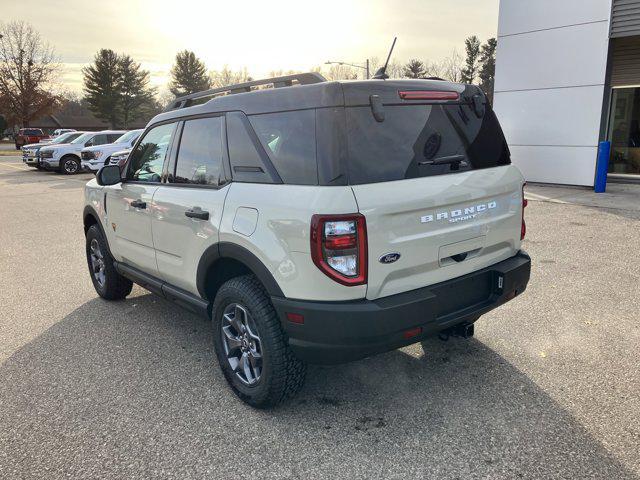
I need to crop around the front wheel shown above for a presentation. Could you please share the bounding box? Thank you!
[212,275,306,408]
[61,155,80,174]
[85,224,133,300]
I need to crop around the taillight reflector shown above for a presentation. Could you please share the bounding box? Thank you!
[398,90,460,101]
[286,312,305,324]
[403,326,423,339]
[310,214,367,286]
[521,183,527,240]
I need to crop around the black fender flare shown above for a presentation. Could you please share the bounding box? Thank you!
[196,242,284,299]
[83,204,114,258]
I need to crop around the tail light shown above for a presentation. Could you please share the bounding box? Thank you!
[521,183,528,240]
[310,214,367,286]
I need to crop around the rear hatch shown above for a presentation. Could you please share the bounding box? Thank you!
[341,81,524,300]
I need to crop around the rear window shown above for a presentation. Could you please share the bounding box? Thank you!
[22,129,42,136]
[345,102,510,185]
[249,110,317,185]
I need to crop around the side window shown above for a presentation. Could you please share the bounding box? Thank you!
[107,134,121,143]
[226,111,279,184]
[86,134,107,147]
[173,117,223,185]
[127,123,176,183]
[249,110,318,185]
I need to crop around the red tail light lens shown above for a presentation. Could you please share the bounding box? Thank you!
[521,184,527,240]
[310,214,367,286]
[399,90,460,101]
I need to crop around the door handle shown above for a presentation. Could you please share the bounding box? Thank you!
[130,199,146,209]
[185,207,209,220]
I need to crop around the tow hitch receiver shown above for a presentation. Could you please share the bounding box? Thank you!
[438,323,475,341]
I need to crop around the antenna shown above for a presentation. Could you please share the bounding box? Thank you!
[372,37,397,80]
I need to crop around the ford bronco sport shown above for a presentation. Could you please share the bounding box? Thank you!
[83,73,531,408]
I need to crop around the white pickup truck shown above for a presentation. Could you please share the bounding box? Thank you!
[40,130,125,174]
[81,130,142,173]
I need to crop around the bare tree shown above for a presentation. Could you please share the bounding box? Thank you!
[441,49,464,83]
[0,21,61,128]
[386,60,405,79]
[423,60,445,79]
[268,69,299,78]
[157,87,176,108]
[210,66,252,88]
[325,64,358,81]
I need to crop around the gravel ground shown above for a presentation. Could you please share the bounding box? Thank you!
[0,156,638,479]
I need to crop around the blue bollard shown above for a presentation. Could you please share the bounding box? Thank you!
[594,141,611,193]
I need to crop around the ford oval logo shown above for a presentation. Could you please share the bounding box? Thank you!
[379,253,401,264]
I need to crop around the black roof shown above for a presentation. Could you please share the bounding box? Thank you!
[148,77,468,127]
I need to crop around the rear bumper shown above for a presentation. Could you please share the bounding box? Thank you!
[272,251,531,364]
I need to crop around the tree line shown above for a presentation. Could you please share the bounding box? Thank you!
[0,20,498,130]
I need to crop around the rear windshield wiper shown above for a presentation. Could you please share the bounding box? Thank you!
[418,154,466,166]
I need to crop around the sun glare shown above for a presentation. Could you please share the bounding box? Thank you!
[142,0,369,76]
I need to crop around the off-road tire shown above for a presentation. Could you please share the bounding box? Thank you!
[85,224,133,300]
[212,275,306,408]
[61,155,80,174]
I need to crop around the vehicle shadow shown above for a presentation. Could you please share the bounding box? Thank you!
[0,294,635,479]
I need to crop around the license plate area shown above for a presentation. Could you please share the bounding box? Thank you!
[431,271,493,319]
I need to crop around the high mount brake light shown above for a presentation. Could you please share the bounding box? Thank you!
[398,90,460,101]
[310,214,367,286]
[521,184,528,240]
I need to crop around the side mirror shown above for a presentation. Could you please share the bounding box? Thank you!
[96,165,122,186]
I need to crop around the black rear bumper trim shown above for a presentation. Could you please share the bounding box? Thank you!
[272,251,531,364]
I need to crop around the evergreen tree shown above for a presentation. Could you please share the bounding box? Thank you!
[403,59,427,79]
[460,35,481,84]
[118,55,156,128]
[83,49,121,127]
[169,50,211,97]
[478,38,498,103]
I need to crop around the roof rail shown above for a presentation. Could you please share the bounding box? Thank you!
[164,72,327,111]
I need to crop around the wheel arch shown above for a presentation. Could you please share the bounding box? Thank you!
[83,205,114,257]
[197,243,284,302]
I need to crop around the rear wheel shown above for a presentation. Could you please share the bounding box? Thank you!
[61,155,80,174]
[212,275,306,408]
[85,224,132,300]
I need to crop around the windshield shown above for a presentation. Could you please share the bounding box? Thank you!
[51,132,77,144]
[115,130,141,144]
[71,133,93,145]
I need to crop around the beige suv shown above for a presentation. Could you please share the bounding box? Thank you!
[83,73,531,408]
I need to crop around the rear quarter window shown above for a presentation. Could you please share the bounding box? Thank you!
[249,110,317,185]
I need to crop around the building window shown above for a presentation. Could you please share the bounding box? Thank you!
[608,87,640,175]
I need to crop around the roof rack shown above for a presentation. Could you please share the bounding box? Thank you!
[164,72,327,111]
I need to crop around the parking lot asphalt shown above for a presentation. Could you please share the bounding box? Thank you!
[0,156,639,479]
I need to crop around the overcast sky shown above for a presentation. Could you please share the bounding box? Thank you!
[2,0,499,94]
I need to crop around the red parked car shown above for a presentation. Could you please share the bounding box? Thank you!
[14,128,49,149]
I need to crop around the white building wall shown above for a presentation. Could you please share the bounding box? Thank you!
[494,0,613,186]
